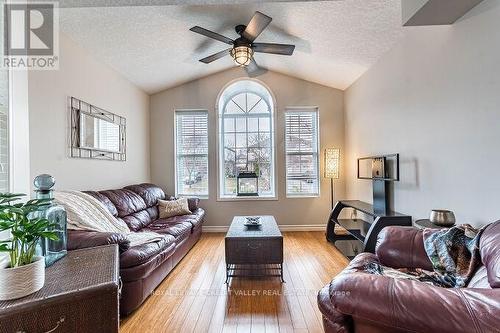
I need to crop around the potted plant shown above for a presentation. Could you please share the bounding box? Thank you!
[0,193,59,300]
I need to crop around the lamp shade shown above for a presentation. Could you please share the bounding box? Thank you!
[325,148,340,179]
[230,46,254,67]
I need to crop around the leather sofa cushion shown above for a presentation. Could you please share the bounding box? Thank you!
[124,183,166,208]
[143,220,192,242]
[376,226,434,271]
[120,234,176,269]
[480,220,500,288]
[156,208,205,231]
[83,191,119,217]
[101,189,147,218]
[185,208,205,230]
[145,206,160,222]
[121,210,154,232]
[120,241,176,282]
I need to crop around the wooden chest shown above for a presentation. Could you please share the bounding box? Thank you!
[225,237,283,264]
[225,216,283,282]
[0,245,120,333]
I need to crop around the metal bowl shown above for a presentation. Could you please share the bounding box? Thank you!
[429,210,456,226]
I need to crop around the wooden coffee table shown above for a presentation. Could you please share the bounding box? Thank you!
[225,215,284,283]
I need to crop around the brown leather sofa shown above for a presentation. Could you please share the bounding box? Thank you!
[67,183,205,315]
[318,221,500,333]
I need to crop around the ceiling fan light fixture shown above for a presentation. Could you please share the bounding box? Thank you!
[230,46,254,67]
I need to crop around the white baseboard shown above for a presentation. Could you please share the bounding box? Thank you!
[202,226,230,233]
[279,224,327,231]
[202,224,327,233]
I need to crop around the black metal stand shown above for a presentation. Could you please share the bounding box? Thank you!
[330,178,335,210]
[326,200,412,258]
[372,180,390,214]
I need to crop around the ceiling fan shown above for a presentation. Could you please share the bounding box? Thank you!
[190,11,295,77]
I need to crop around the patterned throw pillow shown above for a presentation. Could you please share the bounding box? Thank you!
[158,198,192,219]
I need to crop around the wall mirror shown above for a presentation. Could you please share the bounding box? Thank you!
[69,96,126,161]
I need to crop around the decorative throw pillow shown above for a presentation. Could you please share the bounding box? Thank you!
[158,198,191,219]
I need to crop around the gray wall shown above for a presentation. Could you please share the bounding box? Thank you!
[151,68,345,227]
[344,0,500,226]
[28,33,151,191]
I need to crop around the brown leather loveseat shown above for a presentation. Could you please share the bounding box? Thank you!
[318,221,500,333]
[67,183,205,315]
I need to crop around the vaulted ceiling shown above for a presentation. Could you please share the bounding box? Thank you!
[50,0,329,6]
[59,0,403,94]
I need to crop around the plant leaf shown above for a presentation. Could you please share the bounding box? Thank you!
[0,243,11,251]
[40,232,59,241]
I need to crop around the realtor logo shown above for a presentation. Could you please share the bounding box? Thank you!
[3,2,59,69]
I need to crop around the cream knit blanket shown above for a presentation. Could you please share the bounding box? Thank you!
[54,191,163,247]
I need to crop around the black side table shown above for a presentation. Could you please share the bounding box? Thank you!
[414,219,455,229]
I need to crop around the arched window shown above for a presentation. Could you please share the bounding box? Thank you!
[218,79,275,198]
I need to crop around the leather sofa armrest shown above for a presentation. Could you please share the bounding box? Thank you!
[318,284,353,332]
[330,272,499,333]
[167,196,201,212]
[68,230,130,253]
[375,226,434,270]
[187,198,200,211]
[480,220,500,287]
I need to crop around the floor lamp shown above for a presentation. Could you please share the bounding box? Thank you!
[325,148,340,210]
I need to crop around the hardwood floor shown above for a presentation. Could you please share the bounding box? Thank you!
[120,232,348,333]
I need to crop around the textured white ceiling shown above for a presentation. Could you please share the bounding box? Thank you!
[60,0,403,94]
[50,0,325,7]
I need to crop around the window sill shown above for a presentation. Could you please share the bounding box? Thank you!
[286,194,320,199]
[217,195,278,202]
[176,194,209,200]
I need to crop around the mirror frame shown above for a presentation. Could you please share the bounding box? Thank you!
[69,96,126,161]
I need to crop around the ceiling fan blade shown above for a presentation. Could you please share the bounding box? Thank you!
[253,43,295,55]
[245,58,268,77]
[190,26,234,45]
[199,48,231,64]
[242,11,272,42]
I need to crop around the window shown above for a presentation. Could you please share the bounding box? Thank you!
[218,80,275,198]
[0,5,8,192]
[175,110,209,198]
[285,108,320,197]
[0,67,8,193]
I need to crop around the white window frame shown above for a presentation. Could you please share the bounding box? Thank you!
[174,109,209,199]
[216,79,277,201]
[285,107,320,198]
[0,69,10,194]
